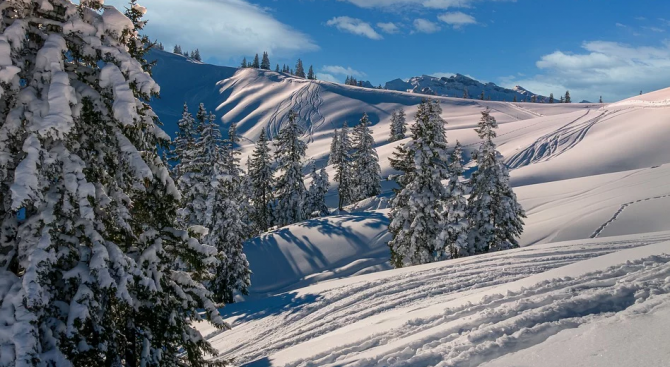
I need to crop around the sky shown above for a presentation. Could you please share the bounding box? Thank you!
[106,0,670,102]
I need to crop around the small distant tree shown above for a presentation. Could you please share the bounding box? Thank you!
[261,51,271,70]
[389,108,407,142]
[549,93,554,103]
[463,88,469,99]
[306,164,330,218]
[307,65,316,80]
[329,128,341,165]
[295,59,306,78]
[564,90,571,103]
[252,53,260,68]
[335,123,355,210]
[352,113,382,201]
[480,91,485,100]
[241,57,248,68]
[513,95,517,102]
[276,64,280,72]
[559,96,564,103]
[173,44,182,54]
[193,48,202,61]
[599,96,603,103]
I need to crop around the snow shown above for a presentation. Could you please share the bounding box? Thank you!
[101,6,134,38]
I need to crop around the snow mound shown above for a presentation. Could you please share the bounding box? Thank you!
[198,233,670,366]
[607,87,670,108]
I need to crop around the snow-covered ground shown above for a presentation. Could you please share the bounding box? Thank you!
[149,52,670,366]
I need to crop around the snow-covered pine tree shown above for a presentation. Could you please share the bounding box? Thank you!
[388,100,451,267]
[440,141,472,259]
[467,108,526,254]
[328,128,341,165]
[389,108,407,142]
[335,122,355,210]
[202,114,251,305]
[0,2,225,365]
[249,131,275,234]
[252,53,260,68]
[178,103,211,228]
[352,113,382,201]
[295,59,306,78]
[261,51,271,70]
[228,122,240,150]
[307,65,316,80]
[274,111,308,227]
[306,164,330,218]
[170,103,197,182]
[564,90,571,103]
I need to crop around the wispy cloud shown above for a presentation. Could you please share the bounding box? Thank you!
[413,18,441,33]
[326,16,384,40]
[340,0,512,9]
[377,22,401,34]
[438,11,477,29]
[500,40,670,102]
[104,0,318,62]
[321,65,367,78]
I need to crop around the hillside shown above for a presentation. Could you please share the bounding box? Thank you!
[148,51,670,366]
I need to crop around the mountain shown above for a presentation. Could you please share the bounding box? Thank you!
[384,73,550,102]
[148,50,670,366]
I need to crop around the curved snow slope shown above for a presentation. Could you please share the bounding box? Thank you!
[244,210,391,297]
[198,233,670,366]
[607,86,670,108]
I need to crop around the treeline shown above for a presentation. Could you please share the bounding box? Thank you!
[241,53,317,80]
[172,44,202,61]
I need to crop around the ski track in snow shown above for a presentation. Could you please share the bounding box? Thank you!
[591,193,670,239]
[267,82,325,142]
[506,107,638,169]
[505,102,544,118]
[206,236,670,366]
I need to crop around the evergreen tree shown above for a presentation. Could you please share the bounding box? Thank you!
[295,59,306,78]
[352,113,382,201]
[125,0,157,73]
[329,128,341,165]
[193,48,202,61]
[179,103,210,228]
[183,50,189,57]
[261,51,271,70]
[274,111,308,227]
[252,53,260,68]
[599,96,603,103]
[440,141,471,259]
[276,64,280,72]
[307,65,316,80]
[306,164,330,218]
[335,123,355,210]
[549,93,554,103]
[174,44,182,54]
[559,96,564,103]
[564,90,571,103]
[388,100,451,267]
[480,91,485,100]
[241,57,248,68]
[389,108,407,142]
[204,115,250,305]
[0,2,225,365]
[467,109,526,254]
[249,131,275,234]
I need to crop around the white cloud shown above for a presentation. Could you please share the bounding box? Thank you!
[501,40,670,102]
[413,18,441,34]
[104,0,318,63]
[377,22,401,34]
[321,65,367,78]
[339,0,513,9]
[318,73,340,83]
[326,16,384,40]
[438,11,477,28]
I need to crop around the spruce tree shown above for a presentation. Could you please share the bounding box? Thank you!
[252,53,260,68]
[261,51,271,70]
[560,96,564,103]
[335,122,355,210]
[241,57,248,68]
[564,90,571,103]
[389,108,407,142]
[0,2,225,365]
[599,96,603,103]
[174,44,182,54]
[275,64,280,72]
[352,113,382,201]
[549,93,554,103]
[440,141,471,259]
[388,100,451,267]
[193,48,202,61]
[295,59,306,78]
[274,111,308,227]
[467,109,526,253]
[249,131,275,234]
[307,65,316,80]
[306,164,330,218]
[328,128,341,165]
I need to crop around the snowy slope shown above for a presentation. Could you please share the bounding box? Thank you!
[199,233,670,366]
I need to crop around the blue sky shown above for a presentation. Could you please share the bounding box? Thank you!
[107,0,670,102]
